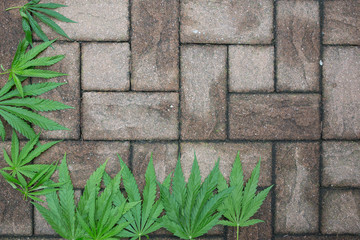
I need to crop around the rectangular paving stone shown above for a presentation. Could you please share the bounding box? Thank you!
[275,142,320,234]
[180,142,272,186]
[34,141,130,188]
[276,236,360,240]
[82,43,130,91]
[181,0,273,44]
[181,45,227,140]
[229,94,321,140]
[229,46,274,92]
[276,0,320,92]
[35,0,129,41]
[33,42,80,140]
[131,0,179,91]
[321,190,360,234]
[82,92,179,140]
[323,0,360,45]
[227,194,272,240]
[323,47,360,139]
[322,141,360,187]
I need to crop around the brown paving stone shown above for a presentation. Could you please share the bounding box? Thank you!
[82,92,179,140]
[181,45,227,140]
[227,194,272,240]
[35,0,129,41]
[323,47,360,139]
[132,142,178,191]
[276,0,320,92]
[34,141,130,188]
[82,43,130,91]
[324,0,360,45]
[229,46,274,92]
[275,142,320,234]
[276,236,360,240]
[131,0,179,91]
[33,42,80,139]
[180,142,272,186]
[321,190,360,234]
[229,94,321,140]
[180,0,273,44]
[322,141,360,187]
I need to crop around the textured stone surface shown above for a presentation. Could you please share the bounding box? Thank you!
[324,0,360,45]
[82,43,130,91]
[181,0,273,44]
[131,0,179,91]
[34,141,130,188]
[229,94,321,140]
[276,0,320,92]
[276,236,360,240]
[33,42,80,139]
[82,93,179,140]
[36,0,129,41]
[181,46,227,140]
[322,190,360,234]
[227,194,272,240]
[275,142,320,234]
[323,47,360,139]
[229,46,274,92]
[180,142,272,186]
[322,141,360,187]
[132,142,178,190]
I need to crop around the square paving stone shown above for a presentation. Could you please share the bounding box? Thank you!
[322,141,360,187]
[33,42,80,140]
[181,0,273,44]
[275,142,320,234]
[229,94,321,140]
[180,142,272,186]
[131,0,179,91]
[181,45,227,140]
[323,47,360,139]
[35,0,129,41]
[323,0,360,45]
[321,190,360,234]
[82,92,179,140]
[82,43,130,91]
[34,141,130,188]
[276,0,320,92]
[229,46,274,92]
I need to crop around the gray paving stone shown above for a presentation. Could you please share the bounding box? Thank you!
[276,0,320,92]
[33,42,80,140]
[323,47,360,139]
[322,141,360,187]
[181,45,227,140]
[275,142,320,234]
[82,43,130,91]
[82,92,179,140]
[276,236,360,240]
[180,142,272,186]
[321,190,360,234]
[229,94,321,140]
[324,0,360,45]
[131,0,179,91]
[229,46,274,92]
[181,0,273,44]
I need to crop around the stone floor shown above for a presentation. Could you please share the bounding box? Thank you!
[0,0,360,239]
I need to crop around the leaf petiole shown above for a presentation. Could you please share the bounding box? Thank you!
[0,71,10,75]
[5,6,23,11]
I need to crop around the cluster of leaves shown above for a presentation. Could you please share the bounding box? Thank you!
[6,0,75,45]
[0,131,62,201]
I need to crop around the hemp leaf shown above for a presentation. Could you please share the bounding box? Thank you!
[159,155,233,240]
[6,0,76,45]
[218,153,272,240]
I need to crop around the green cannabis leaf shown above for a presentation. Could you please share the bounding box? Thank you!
[218,153,272,240]
[6,0,76,45]
[159,155,233,240]
[0,132,62,201]
[115,154,171,240]
[0,38,67,98]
